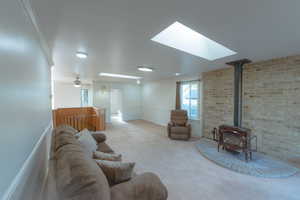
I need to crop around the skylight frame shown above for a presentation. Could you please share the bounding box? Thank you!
[151,21,236,60]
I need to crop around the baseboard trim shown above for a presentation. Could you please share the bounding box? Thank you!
[1,122,52,200]
[141,119,166,127]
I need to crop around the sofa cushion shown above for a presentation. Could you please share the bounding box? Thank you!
[110,172,168,200]
[170,126,189,134]
[55,131,80,152]
[55,143,85,159]
[77,129,98,157]
[93,151,122,161]
[173,120,186,126]
[97,142,115,154]
[95,160,135,186]
[56,145,110,200]
[55,125,78,135]
[91,132,107,143]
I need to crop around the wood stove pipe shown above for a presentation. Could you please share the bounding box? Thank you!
[226,59,251,127]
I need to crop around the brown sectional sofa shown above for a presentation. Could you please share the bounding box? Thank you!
[53,125,168,200]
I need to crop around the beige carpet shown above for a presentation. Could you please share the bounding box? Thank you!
[104,119,300,200]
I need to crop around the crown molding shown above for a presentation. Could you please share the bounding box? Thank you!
[18,0,54,67]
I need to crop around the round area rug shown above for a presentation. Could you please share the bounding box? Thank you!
[195,139,299,178]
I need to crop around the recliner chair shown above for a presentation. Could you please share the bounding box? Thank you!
[168,110,191,140]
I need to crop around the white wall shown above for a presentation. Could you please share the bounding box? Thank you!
[93,81,142,122]
[111,89,122,114]
[53,81,93,109]
[92,77,202,137]
[142,76,203,137]
[121,84,142,121]
[0,0,52,198]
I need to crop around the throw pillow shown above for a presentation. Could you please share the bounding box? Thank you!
[91,133,107,143]
[93,151,122,161]
[95,160,135,186]
[55,125,78,135]
[77,129,98,157]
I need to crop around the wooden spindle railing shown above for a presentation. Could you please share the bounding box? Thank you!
[52,107,106,131]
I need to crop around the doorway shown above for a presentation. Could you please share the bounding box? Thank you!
[110,89,122,121]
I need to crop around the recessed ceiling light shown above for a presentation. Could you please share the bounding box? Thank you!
[136,80,141,85]
[175,73,181,76]
[76,51,88,59]
[137,66,153,72]
[99,73,141,80]
[151,21,236,60]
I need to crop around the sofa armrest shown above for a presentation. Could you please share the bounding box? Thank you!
[110,172,168,200]
[91,132,106,143]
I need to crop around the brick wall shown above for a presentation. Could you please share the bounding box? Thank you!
[203,55,300,160]
[243,55,300,160]
[203,67,234,138]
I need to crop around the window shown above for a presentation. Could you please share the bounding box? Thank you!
[180,81,200,120]
[81,89,89,107]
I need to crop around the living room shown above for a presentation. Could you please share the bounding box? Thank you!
[1,0,300,200]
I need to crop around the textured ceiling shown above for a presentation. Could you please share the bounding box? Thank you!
[31,0,300,83]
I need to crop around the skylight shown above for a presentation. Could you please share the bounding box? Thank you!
[151,21,236,60]
[99,73,141,80]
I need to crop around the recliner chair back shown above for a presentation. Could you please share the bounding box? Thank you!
[170,110,188,126]
[168,110,191,140]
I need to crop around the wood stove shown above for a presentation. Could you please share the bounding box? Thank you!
[218,125,257,162]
